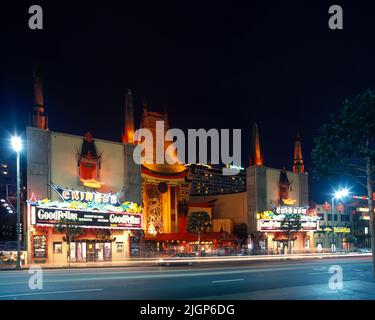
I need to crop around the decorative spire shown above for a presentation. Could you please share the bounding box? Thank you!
[122,89,135,144]
[32,65,47,129]
[249,123,263,166]
[293,133,305,173]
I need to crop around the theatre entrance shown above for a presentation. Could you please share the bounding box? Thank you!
[69,241,112,262]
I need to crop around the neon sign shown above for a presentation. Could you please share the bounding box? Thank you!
[258,219,318,232]
[275,206,307,215]
[51,184,119,205]
[32,206,142,229]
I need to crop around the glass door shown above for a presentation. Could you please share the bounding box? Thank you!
[95,243,104,261]
[104,242,112,261]
[87,242,95,262]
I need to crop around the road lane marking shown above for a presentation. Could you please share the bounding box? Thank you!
[212,279,244,283]
[0,288,103,298]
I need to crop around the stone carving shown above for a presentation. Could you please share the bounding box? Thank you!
[146,188,163,234]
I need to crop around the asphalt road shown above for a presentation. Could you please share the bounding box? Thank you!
[0,256,374,300]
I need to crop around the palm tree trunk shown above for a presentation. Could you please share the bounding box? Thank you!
[366,156,375,276]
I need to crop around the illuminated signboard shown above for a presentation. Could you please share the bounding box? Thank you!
[31,206,142,230]
[257,206,320,232]
[275,206,307,215]
[317,226,350,233]
[258,219,318,232]
[51,184,119,205]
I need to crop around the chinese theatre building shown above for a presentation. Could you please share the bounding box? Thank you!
[247,127,319,253]
[123,100,235,254]
[26,128,142,263]
[26,82,142,263]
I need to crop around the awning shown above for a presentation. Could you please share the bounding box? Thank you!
[272,234,297,241]
[144,232,234,242]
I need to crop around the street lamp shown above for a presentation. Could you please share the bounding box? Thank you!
[334,188,349,200]
[330,188,350,252]
[11,136,22,269]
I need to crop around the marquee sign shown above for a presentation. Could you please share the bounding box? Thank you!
[274,206,307,215]
[317,226,350,233]
[258,219,319,232]
[51,184,120,205]
[31,206,142,230]
[257,206,320,232]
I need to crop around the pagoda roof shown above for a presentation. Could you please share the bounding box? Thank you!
[142,164,188,179]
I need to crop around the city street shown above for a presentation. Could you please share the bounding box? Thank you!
[0,256,374,300]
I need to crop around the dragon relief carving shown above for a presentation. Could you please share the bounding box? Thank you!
[146,192,163,235]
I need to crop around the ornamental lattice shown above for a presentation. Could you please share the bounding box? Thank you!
[146,188,163,234]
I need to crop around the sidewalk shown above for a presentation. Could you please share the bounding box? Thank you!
[0,258,160,270]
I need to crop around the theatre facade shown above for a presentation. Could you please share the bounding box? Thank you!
[26,126,142,264]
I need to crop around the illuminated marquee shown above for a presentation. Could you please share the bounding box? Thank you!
[258,219,318,232]
[51,184,119,205]
[275,206,307,215]
[257,206,320,232]
[31,206,142,229]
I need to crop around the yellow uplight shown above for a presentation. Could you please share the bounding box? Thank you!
[80,179,103,189]
[282,198,296,205]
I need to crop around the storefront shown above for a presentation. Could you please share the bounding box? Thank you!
[314,225,351,252]
[26,126,144,264]
[256,206,319,254]
[27,186,142,264]
[144,231,235,256]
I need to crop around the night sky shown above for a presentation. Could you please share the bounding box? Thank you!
[1,1,375,202]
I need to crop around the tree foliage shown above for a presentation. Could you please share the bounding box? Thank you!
[186,211,212,256]
[186,211,212,234]
[233,223,248,245]
[311,89,375,274]
[54,218,84,266]
[281,213,302,254]
[54,218,84,242]
[281,213,302,232]
[311,89,375,186]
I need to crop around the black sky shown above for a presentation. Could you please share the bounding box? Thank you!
[1,0,375,202]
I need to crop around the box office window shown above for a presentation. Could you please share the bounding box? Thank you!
[53,242,63,254]
[116,242,124,253]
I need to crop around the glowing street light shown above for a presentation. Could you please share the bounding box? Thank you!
[330,187,350,253]
[334,188,349,200]
[11,136,22,153]
[11,135,22,269]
